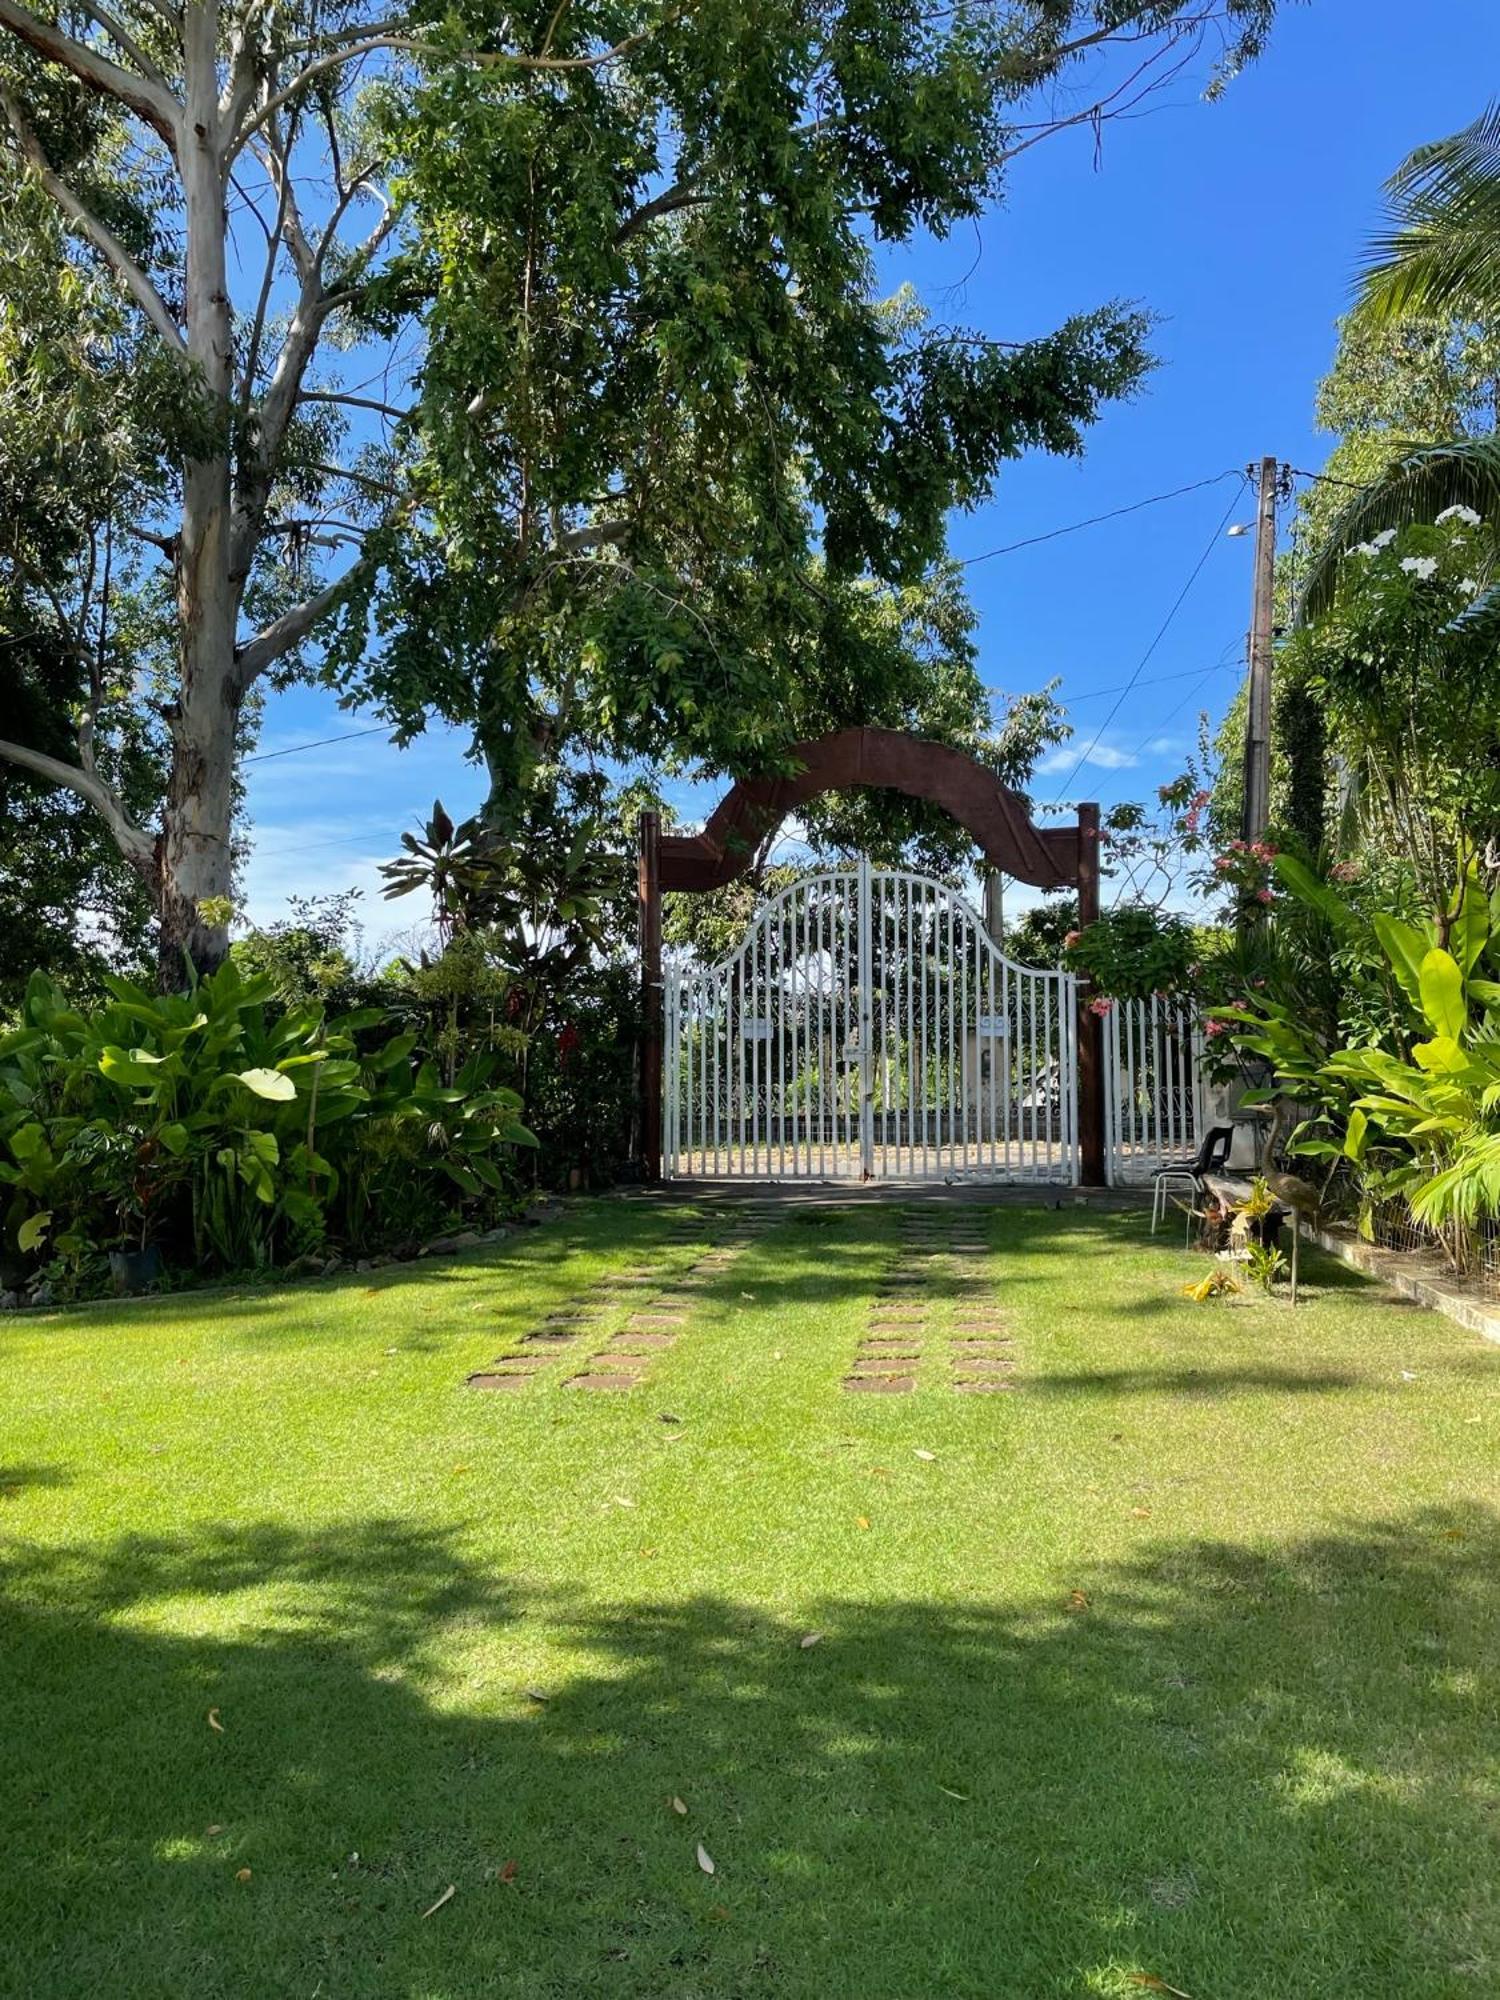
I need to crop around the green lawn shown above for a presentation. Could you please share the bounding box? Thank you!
[4,1198,1500,1998]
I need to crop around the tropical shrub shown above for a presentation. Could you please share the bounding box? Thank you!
[1062,903,1196,1000]
[1215,857,1500,1271]
[0,961,534,1293]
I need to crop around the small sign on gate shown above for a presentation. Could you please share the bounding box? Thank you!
[977,1014,1011,1038]
[741,1018,774,1042]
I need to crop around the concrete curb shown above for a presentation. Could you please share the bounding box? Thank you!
[1308,1222,1500,1347]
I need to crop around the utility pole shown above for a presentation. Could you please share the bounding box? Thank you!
[983,869,1004,946]
[1241,453,1280,844]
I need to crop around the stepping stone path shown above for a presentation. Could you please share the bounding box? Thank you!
[466,1203,776,1395]
[843,1208,1019,1395]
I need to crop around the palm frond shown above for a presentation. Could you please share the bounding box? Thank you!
[1445,580,1500,649]
[1296,436,1500,623]
[1359,103,1500,323]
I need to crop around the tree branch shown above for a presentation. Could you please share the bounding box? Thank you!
[230,16,666,158]
[299,390,412,420]
[233,551,377,686]
[78,0,171,93]
[0,0,180,151]
[615,180,712,245]
[0,735,155,870]
[0,80,187,358]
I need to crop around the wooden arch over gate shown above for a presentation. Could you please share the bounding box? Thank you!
[637,726,1105,1183]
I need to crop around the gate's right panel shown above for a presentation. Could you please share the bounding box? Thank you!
[866,870,1077,1183]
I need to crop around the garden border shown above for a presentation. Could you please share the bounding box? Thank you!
[1308,1221,1500,1347]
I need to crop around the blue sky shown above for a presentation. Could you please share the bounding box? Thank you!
[241,0,1500,941]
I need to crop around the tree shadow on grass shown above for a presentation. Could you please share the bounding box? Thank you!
[4,1507,1500,1998]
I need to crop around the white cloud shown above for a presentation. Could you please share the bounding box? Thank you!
[1036,741,1139,776]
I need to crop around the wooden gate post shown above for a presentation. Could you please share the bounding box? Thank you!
[638,810,663,1183]
[1076,802,1106,1186]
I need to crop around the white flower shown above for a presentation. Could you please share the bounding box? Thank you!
[1399,555,1439,581]
[1437,504,1482,527]
[1351,541,1378,559]
[1462,577,1481,595]
[1370,527,1398,551]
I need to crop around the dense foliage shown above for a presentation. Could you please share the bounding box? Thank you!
[0,961,536,1298]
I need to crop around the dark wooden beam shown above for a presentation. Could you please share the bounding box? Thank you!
[658,727,1074,894]
[1075,801,1105,1187]
[637,809,663,1184]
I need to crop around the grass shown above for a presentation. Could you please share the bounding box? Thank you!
[3,1197,1500,1998]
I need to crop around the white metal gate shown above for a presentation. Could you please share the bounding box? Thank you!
[663,860,1078,1182]
[1103,996,1207,1185]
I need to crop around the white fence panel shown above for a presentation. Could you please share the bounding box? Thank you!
[1103,997,1206,1186]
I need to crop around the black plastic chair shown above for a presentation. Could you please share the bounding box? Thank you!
[1150,1123,1234,1236]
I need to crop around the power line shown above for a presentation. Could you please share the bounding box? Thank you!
[244,723,390,764]
[1048,476,1249,803]
[997,660,1238,712]
[959,470,1243,568]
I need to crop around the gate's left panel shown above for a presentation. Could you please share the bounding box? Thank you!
[665,872,860,1179]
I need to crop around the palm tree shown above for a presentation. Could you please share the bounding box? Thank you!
[1299,104,1500,622]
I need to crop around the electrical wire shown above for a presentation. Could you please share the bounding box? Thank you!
[1047,476,1248,802]
[243,723,391,764]
[959,469,1243,568]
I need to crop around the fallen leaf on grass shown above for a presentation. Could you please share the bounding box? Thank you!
[799,1631,823,1650]
[659,1412,683,1425]
[235,1867,252,1883]
[1131,1507,1152,1519]
[1065,1589,1090,1614]
[497,1860,518,1883]
[856,1515,871,1531]
[613,1495,636,1508]
[913,1449,937,1462]
[451,1465,469,1476]
[670,1796,688,1816]
[421,1884,456,1919]
[638,1545,659,1559]
[1128,1976,1193,1998]
[695,1844,716,1875]
[936,1785,969,1800]
[524,1688,550,1704]
[207,1708,224,1733]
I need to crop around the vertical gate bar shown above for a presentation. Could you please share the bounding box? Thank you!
[904,877,914,1176]
[738,950,748,1177]
[984,937,995,1173]
[999,958,1011,1172]
[916,882,927,1178]
[1151,992,1163,1170]
[880,884,892,1176]
[802,887,812,1177]
[858,858,873,1177]
[665,968,677,1178]
[816,888,827,1178]
[964,896,976,1168]
[1045,974,1054,1179]
[776,904,786,1178]
[756,918,764,1174]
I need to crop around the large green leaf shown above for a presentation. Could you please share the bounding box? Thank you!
[1372,913,1434,1013]
[1419,948,1467,1042]
[17,1211,51,1253]
[235,1068,297,1102]
[99,1044,171,1086]
[1452,869,1491,976]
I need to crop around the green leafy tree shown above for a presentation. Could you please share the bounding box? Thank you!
[0,0,1284,982]
[1299,105,1500,613]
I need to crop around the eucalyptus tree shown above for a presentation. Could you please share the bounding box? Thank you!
[0,0,1285,982]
